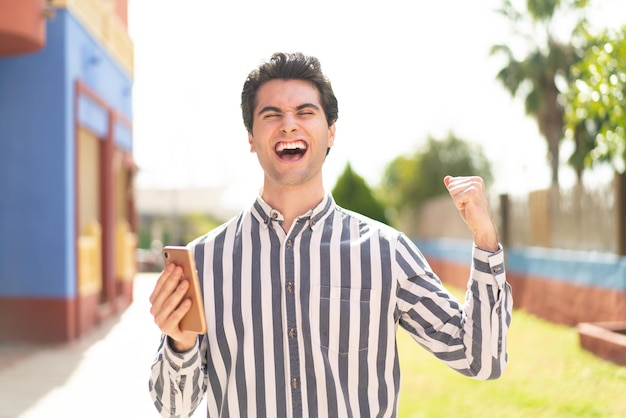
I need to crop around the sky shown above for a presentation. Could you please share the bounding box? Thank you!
[128,0,625,213]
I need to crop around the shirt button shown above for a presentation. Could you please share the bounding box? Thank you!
[289,328,296,339]
[287,282,294,293]
[286,239,293,248]
[492,265,502,274]
[496,307,501,315]
[291,378,299,389]
[271,211,278,219]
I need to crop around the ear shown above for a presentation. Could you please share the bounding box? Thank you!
[248,132,256,153]
[328,122,336,148]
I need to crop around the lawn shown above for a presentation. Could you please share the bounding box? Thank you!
[397,290,626,418]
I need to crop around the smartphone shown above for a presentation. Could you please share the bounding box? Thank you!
[162,246,207,334]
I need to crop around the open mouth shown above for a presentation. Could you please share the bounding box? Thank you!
[275,140,307,161]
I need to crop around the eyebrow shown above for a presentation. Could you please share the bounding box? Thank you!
[257,103,321,116]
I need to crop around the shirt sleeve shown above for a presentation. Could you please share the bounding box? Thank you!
[149,334,208,418]
[396,236,513,380]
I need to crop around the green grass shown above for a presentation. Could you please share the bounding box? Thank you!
[397,288,626,418]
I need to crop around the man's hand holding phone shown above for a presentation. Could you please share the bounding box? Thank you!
[149,263,196,352]
[149,246,207,352]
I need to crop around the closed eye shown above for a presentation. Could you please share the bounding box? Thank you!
[296,103,320,115]
[258,106,282,120]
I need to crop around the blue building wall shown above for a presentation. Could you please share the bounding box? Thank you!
[0,10,132,298]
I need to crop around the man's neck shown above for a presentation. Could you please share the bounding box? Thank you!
[260,183,325,232]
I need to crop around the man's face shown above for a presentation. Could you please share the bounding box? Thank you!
[248,79,336,190]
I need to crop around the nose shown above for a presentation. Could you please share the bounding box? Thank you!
[280,111,297,133]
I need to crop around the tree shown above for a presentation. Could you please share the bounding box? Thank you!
[564,25,626,172]
[380,133,493,214]
[332,163,389,224]
[564,25,626,256]
[490,0,589,185]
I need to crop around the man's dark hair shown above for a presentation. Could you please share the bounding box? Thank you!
[241,52,339,133]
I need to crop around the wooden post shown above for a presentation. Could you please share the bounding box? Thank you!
[499,194,510,249]
[617,171,626,256]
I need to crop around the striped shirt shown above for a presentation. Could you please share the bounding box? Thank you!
[149,194,512,418]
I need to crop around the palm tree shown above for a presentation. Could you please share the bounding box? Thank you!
[491,0,586,186]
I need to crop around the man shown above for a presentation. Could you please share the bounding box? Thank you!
[149,52,512,418]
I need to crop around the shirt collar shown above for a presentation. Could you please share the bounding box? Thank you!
[251,193,335,230]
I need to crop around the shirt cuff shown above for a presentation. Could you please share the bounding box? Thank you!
[472,243,506,288]
[163,336,200,371]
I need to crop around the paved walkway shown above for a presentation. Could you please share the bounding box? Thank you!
[0,273,204,418]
